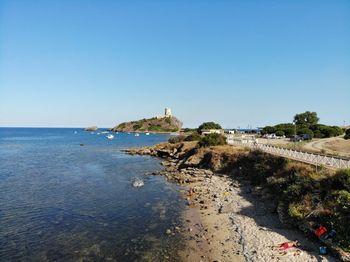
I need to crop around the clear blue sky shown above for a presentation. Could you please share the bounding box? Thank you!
[1,0,349,128]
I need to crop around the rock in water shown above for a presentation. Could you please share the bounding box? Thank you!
[132,178,144,188]
[84,126,98,131]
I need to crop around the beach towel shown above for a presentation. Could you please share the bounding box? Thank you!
[315,226,327,238]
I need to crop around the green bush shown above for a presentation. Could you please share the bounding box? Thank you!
[117,123,126,129]
[297,128,314,138]
[198,133,226,147]
[165,117,171,124]
[168,135,185,144]
[261,126,276,135]
[288,203,305,220]
[345,129,350,139]
[133,124,142,130]
[313,130,324,138]
[335,190,350,213]
[184,132,202,141]
[331,169,350,191]
[197,122,222,132]
[275,130,285,137]
[182,128,197,133]
[318,125,343,138]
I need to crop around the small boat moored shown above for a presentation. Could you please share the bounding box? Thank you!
[107,134,114,140]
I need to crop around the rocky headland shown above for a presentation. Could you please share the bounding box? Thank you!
[111,116,182,133]
[124,142,350,261]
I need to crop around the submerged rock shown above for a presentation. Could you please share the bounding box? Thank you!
[132,178,144,188]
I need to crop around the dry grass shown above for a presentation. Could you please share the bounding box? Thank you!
[324,139,350,156]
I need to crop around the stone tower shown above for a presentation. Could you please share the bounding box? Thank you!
[165,108,172,117]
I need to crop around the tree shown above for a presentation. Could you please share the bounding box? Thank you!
[297,128,314,138]
[275,130,285,137]
[261,126,276,135]
[293,111,319,127]
[197,122,222,132]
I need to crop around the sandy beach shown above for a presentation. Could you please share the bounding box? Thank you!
[178,173,338,261]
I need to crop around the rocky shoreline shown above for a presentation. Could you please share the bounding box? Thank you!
[124,142,343,261]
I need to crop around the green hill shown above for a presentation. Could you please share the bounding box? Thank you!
[111,116,182,133]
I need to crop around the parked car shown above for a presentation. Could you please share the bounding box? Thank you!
[290,134,312,142]
[290,135,303,142]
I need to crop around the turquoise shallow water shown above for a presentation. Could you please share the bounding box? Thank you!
[0,128,185,261]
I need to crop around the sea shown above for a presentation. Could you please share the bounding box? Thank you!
[0,128,185,261]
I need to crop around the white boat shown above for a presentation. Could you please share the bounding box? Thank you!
[135,133,140,137]
[107,134,114,139]
[101,131,109,134]
[145,132,150,135]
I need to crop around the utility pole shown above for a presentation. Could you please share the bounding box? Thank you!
[294,121,296,137]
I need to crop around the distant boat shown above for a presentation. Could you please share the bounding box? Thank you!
[74,131,77,134]
[97,132,100,135]
[101,131,109,134]
[127,132,131,135]
[107,134,114,140]
[145,132,150,135]
[135,133,140,137]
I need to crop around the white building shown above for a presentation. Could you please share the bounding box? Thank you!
[201,129,224,135]
[165,108,172,117]
[156,108,173,119]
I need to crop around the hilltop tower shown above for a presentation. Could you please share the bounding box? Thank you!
[165,108,172,117]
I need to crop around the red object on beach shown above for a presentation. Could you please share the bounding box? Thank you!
[315,226,328,237]
[280,242,290,250]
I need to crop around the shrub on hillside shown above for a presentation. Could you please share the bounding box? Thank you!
[288,203,305,220]
[168,135,185,144]
[132,124,142,130]
[345,129,350,139]
[165,117,171,124]
[198,133,227,147]
[330,169,350,191]
[184,132,202,141]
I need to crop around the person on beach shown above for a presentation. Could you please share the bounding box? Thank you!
[271,240,300,250]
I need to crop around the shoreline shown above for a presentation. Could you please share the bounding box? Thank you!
[161,165,337,262]
[126,142,342,261]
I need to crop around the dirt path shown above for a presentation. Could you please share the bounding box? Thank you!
[303,136,350,157]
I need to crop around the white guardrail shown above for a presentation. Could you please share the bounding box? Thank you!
[227,139,350,169]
